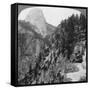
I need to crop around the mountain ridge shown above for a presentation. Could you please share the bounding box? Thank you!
[25,8,56,38]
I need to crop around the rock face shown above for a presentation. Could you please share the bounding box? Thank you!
[25,8,47,37]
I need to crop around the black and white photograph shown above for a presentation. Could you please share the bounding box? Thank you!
[11,3,87,86]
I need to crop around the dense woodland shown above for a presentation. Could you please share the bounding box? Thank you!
[18,13,87,85]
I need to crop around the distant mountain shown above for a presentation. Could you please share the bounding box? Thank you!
[46,23,56,35]
[25,8,56,38]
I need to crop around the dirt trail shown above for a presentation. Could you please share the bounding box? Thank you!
[66,50,86,81]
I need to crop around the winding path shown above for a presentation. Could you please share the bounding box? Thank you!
[66,50,86,81]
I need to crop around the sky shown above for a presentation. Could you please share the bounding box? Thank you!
[18,7,81,26]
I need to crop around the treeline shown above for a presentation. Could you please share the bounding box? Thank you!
[52,14,86,59]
